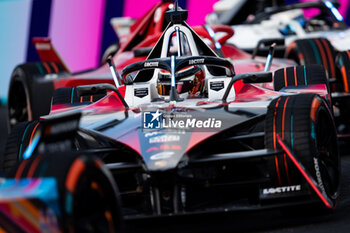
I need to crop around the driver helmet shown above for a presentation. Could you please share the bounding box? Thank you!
[157,66,205,97]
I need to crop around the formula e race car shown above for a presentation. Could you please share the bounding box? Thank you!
[207,1,348,51]
[207,0,350,133]
[7,0,298,130]
[0,4,340,233]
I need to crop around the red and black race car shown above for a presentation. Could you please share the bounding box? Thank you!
[206,0,350,135]
[0,4,340,233]
[7,1,297,130]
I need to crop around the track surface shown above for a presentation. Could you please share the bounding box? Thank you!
[0,106,349,233]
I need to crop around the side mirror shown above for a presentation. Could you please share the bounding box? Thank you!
[222,72,272,101]
[252,38,284,59]
[76,84,110,97]
[76,83,129,109]
[242,72,272,84]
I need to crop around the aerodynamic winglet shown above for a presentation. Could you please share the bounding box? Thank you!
[32,37,71,73]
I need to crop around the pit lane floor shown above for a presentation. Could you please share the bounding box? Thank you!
[0,106,349,233]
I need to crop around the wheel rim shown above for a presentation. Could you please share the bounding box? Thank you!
[315,108,340,199]
[8,79,30,128]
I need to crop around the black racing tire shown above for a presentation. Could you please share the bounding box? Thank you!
[334,51,350,133]
[286,38,337,90]
[265,93,340,208]
[52,87,107,105]
[335,50,350,93]
[2,120,40,174]
[101,42,120,65]
[7,62,65,129]
[15,153,123,233]
[273,64,329,93]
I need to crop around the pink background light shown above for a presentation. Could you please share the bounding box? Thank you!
[187,0,218,25]
[49,0,106,72]
[123,0,159,18]
[123,0,219,26]
[301,0,349,19]
[331,0,349,17]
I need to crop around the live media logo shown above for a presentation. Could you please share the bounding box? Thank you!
[142,110,222,130]
[143,110,162,129]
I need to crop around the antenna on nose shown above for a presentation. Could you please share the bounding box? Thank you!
[165,0,188,24]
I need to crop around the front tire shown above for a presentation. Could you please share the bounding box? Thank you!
[2,120,40,174]
[286,38,338,91]
[7,63,64,129]
[265,94,340,208]
[15,153,123,233]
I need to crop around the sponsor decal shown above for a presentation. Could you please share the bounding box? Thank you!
[314,157,326,195]
[144,131,185,138]
[262,185,301,195]
[189,59,204,65]
[150,151,174,160]
[35,43,51,50]
[44,74,59,80]
[210,81,225,92]
[145,131,161,138]
[149,135,180,144]
[146,145,182,153]
[134,88,149,98]
[144,61,159,67]
[154,7,162,23]
[45,120,79,136]
[154,160,168,167]
[43,140,72,153]
[146,146,158,153]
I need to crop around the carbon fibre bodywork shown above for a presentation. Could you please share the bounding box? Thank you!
[39,83,327,218]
